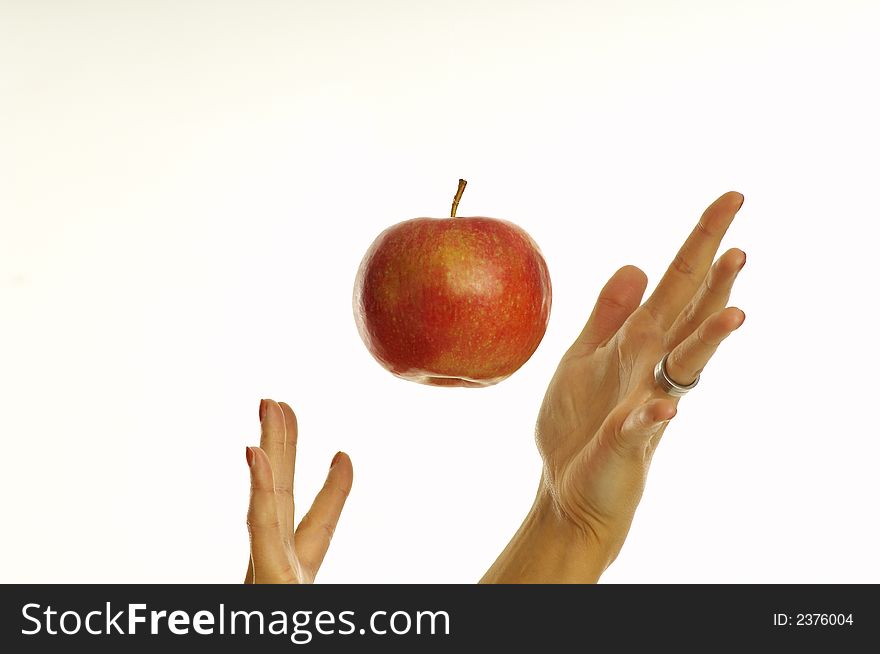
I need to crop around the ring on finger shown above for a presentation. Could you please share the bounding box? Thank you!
[654,353,700,398]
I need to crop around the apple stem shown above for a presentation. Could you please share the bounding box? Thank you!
[450,179,467,217]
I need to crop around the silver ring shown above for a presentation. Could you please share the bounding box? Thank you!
[654,353,699,398]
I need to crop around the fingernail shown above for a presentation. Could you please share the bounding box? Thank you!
[330,451,342,469]
[736,193,745,211]
[259,399,267,423]
[246,446,255,468]
[738,251,747,271]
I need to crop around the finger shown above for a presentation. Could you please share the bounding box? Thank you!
[644,192,744,328]
[573,265,648,353]
[667,248,746,347]
[618,398,678,451]
[664,307,745,387]
[259,399,297,539]
[278,402,299,532]
[295,452,353,576]
[246,446,296,583]
[589,398,676,466]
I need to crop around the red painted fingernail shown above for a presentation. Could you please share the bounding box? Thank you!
[330,451,342,468]
[246,446,255,468]
[259,399,267,423]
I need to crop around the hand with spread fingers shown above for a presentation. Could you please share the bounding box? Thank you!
[245,399,352,584]
[482,191,747,583]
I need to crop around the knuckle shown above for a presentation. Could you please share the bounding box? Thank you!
[668,348,689,375]
[696,324,719,347]
[640,302,664,325]
[250,484,275,496]
[620,314,658,342]
[704,268,719,295]
[323,480,350,499]
[680,303,698,329]
[695,219,715,239]
[299,515,337,540]
[671,251,696,276]
[695,329,711,347]
[247,518,282,531]
[595,294,631,314]
[706,261,734,295]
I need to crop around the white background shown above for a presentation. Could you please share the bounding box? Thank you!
[2,0,878,583]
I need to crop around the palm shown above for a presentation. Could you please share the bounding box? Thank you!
[538,312,667,531]
[535,192,747,556]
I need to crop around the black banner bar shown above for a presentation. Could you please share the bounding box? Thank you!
[1,584,875,651]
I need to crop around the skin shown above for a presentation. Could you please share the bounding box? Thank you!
[480,190,747,583]
[244,399,352,584]
[245,191,746,583]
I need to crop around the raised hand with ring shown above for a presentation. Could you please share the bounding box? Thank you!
[482,191,747,583]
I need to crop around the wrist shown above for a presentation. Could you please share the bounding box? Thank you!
[480,482,612,584]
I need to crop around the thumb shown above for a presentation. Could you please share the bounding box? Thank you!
[573,265,648,353]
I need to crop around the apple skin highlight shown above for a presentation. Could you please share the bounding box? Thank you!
[353,216,551,387]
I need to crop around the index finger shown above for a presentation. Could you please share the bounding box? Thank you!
[643,191,744,328]
[259,399,298,540]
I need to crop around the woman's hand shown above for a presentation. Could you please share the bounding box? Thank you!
[482,191,746,583]
[245,398,353,584]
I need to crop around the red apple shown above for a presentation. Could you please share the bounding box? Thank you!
[353,180,551,387]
